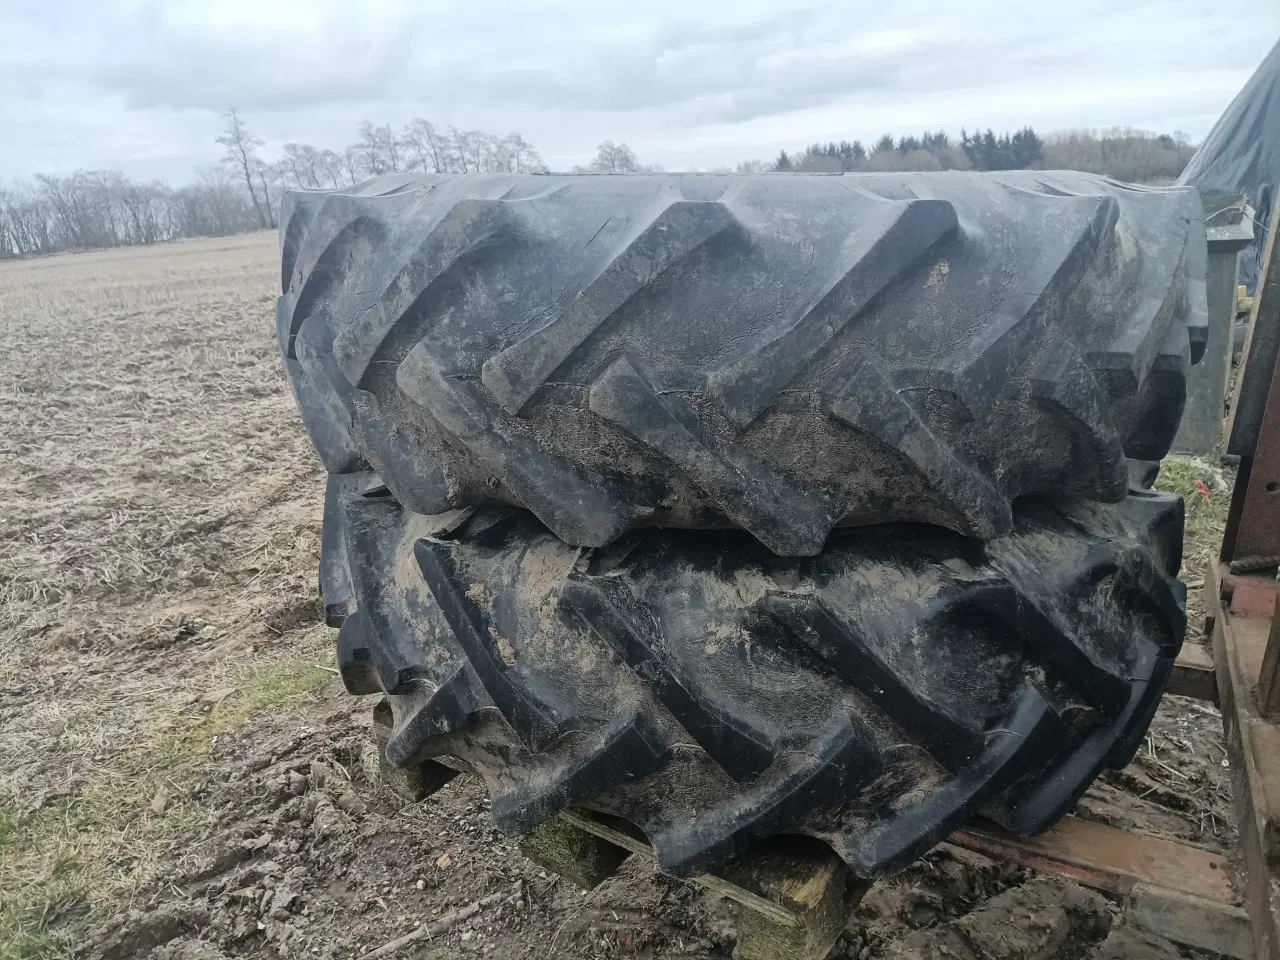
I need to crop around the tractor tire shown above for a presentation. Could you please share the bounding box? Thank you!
[322,474,1185,878]
[278,171,1207,556]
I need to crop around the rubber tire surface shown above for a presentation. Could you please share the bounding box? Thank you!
[323,476,1186,879]
[279,171,1207,556]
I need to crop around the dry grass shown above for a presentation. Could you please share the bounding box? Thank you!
[1152,453,1233,572]
[0,637,333,959]
[0,235,313,648]
[0,234,335,957]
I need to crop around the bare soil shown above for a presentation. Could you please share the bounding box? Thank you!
[0,233,1240,959]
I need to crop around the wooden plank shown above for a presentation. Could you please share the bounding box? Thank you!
[1169,642,1218,703]
[557,809,867,960]
[519,815,630,890]
[1214,564,1280,859]
[1226,203,1280,456]
[1126,883,1252,959]
[371,700,860,956]
[943,816,1253,958]
[947,816,1236,903]
[369,699,459,802]
[557,809,802,927]
[720,841,869,960]
[1209,562,1280,960]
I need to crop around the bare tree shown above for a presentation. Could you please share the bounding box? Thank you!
[342,146,363,185]
[115,174,167,244]
[190,165,259,236]
[217,109,268,228]
[0,166,263,258]
[584,141,642,174]
[448,128,487,173]
[281,143,328,189]
[403,119,453,173]
[356,121,403,176]
[1,112,557,257]
[34,171,124,250]
[256,162,282,228]
[0,182,55,255]
[1042,127,1196,182]
[316,149,347,187]
[497,133,546,173]
[396,121,546,175]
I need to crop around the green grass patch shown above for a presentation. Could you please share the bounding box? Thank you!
[0,930,66,960]
[1153,454,1233,566]
[226,660,333,725]
[0,642,334,959]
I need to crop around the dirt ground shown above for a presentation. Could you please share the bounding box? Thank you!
[0,232,1241,960]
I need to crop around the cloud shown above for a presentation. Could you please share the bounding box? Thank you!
[1,0,1276,181]
[23,1,423,112]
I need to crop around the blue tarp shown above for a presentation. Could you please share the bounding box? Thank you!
[1178,38,1280,290]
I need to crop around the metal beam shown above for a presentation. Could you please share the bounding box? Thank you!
[1263,613,1280,718]
[1225,356,1280,559]
[948,815,1235,902]
[1226,204,1280,457]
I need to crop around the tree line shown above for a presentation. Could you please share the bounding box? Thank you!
[0,113,1199,259]
[748,126,1194,177]
[0,111,556,258]
[0,167,266,259]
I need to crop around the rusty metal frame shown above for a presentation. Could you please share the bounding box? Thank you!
[1224,206,1280,561]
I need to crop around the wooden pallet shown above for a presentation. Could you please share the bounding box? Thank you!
[370,697,1249,960]
[522,810,866,960]
[370,704,865,960]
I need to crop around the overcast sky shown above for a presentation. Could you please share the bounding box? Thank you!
[3,0,1277,182]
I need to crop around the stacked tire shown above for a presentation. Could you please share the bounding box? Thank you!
[279,171,1205,879]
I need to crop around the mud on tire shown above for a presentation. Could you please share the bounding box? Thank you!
[280,171,1206,556]
[321,475,1186,879]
